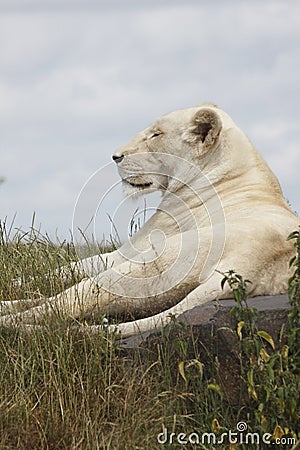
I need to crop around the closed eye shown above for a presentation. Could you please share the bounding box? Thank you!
[149,131,162,139]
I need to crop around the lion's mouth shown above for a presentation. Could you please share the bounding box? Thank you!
[124,179,153,189]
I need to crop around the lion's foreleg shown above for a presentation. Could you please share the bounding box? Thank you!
[86,272,232,337]
[1,250,121,315]
[0,277,109,325]
[0,298,44,315]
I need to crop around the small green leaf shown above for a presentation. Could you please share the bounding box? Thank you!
[237,321,245,340]
[273,424,284,440]
[266,365,275,384]
[289,256,296,268]
[257,330,275,350]
[178,361,187,383]
[248,384,258,401]
[287,231,299,241]
[212,418,221,433]
[221,277,227,290]
[207,383,223,398]
[259,347,270,362]
[247,370,258,401]
[281,345,289,360]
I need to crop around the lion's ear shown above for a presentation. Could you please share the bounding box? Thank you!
[188,109,222,149]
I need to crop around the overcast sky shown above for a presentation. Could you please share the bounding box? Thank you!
[1,0,299,242]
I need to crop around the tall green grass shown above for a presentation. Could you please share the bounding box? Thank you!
[0,219,79,302]
[0,222,299,449]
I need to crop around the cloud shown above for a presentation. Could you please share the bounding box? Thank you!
[248,116,300,214]
[251,120,298,142]
[0,1,299,238]
[0,0,203,12]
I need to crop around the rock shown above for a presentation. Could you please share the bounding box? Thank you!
[119,294,291,404]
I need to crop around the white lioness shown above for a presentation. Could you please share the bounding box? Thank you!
[1,103,299,336]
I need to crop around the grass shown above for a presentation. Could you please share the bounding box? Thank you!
[0,221,299,449]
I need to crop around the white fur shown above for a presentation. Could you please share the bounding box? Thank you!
[1,103,299,337]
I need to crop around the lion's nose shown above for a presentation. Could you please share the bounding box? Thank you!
[112,154,124,164]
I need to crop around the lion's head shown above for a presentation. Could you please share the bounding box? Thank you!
[112,103,226,194]
[112,102,283,202]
